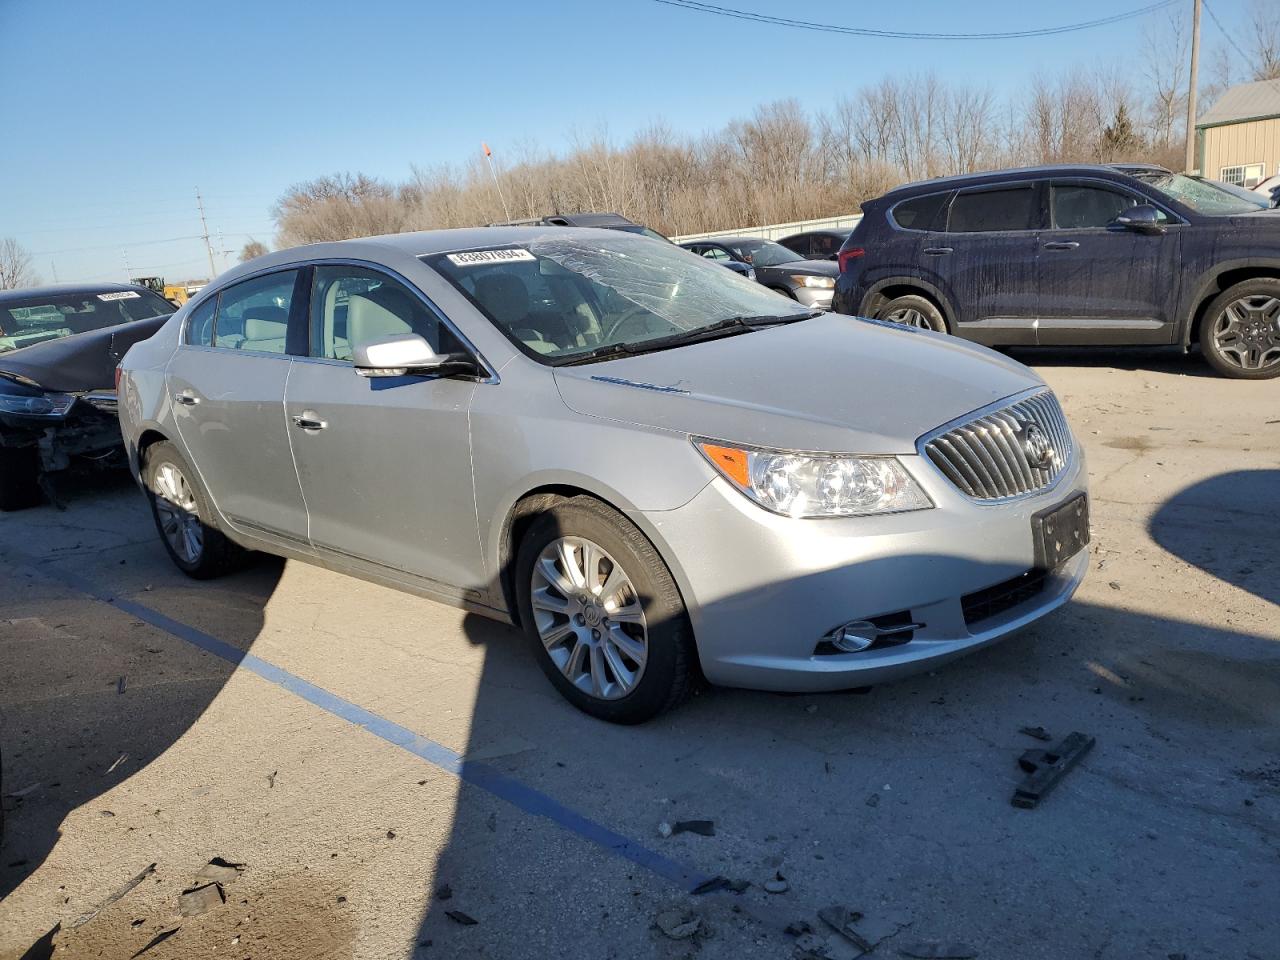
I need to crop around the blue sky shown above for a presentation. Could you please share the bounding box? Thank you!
[0,0,1254,284]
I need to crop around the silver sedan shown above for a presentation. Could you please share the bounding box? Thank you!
[118,228,1089,723]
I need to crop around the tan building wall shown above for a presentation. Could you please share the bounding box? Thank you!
[1199,115,1280,185]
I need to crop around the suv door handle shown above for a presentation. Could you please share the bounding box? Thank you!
[291,412,328,431]
[923,247,953,256]
[1042,241,1080,250]
[173,391,199,406]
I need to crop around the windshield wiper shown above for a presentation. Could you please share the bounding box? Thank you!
[556,313,816,367]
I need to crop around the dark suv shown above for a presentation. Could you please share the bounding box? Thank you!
[833,164,1280,379]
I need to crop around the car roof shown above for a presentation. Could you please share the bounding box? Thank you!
[0,281,154,304]
[781,229,849,238]
[882,163,1140,198]
[680,236,775,246]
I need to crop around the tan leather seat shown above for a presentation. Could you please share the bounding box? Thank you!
[472,273,551,351]
[347,289,415,350]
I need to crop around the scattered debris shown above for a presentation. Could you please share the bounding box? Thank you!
[763,872,789,894]
[5,781,43,799]
[655,908,701,940]
[691,876,731,896]
[336,895,347,904]
[1019,726,1052,742]
[195,857,244,884]
[672,819,715,837]
[865,793,880,808]
[805,704,818,714]
[445,910,478,926]
[658,821,674,838]
[106,754,128,774]
[436,884,453,901]
[726,878,751,894]
[72,862,156,928]
[100,810,115,818]
[486,812,497,832]
[785,920,813,937]
[116,676,127,694]
[1012,731,1096,809]
[130,927,179,958]
[899,940,979,958]
[1108,581,1121,591]
[266,770,277,789]
[386,830,397,840]
[818,906,908,953]
[178,882,225,917]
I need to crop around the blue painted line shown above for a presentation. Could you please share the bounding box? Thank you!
[9,551,713,893]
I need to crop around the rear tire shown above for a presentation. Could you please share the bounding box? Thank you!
[0,444,42,511]
[515,497,696,724]
[876,294,947,333]
[1199,278,1280,379]
[143,441,246,578]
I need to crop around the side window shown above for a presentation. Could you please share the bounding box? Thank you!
[780,236,810,257]
[185,296,216,346]
[702,246,731,262]
[310,265,458,361]
[1051,184,1144,229]
[811,235,839,258]
[891,193,948,231]
[947,187,1037,233]
[212,271,297,353]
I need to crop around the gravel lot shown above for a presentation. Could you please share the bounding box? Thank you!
[1,347,1277,960]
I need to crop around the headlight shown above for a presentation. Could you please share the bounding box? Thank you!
[696,439,933,518]
[790,275,835,289]
[0,393,76,417]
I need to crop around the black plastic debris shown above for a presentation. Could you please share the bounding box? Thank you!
[116,676,126,695]
[177,882,225,917]
[1019,726,1052,742]
[899,941,979,958]
[436,884,453,901]
[1012,731,1095,809]
[445,910,478,926]
[672,819,715,837]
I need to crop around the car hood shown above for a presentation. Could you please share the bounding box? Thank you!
[0,314,170,393]
[553,314,1044,454]
[758,258,838,277]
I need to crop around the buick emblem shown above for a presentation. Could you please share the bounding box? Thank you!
[1019,422,1054,469]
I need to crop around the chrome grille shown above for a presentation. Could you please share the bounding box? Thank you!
[922,390,1072,501]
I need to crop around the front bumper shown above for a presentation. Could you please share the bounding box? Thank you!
[641,446,1088,692]
[794,286,835,310]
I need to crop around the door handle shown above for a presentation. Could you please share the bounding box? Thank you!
[172,392,199,406]
[923,247,953,256]
[291,413,328,431]
[1042,241,1080,250]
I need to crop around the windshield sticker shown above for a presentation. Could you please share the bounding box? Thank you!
[97,291,142,301]
[446,248,536,267]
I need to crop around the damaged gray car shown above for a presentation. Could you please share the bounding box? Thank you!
[0,282,174,509]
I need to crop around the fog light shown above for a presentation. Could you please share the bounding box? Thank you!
[829,621,878,652]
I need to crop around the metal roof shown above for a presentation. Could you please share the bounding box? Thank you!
[1198,79,1280,127]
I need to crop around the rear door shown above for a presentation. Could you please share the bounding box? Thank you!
[167,269,312,550]
[1033,178,1181,344]
[939,182,1043,345]
[283,262,486,595]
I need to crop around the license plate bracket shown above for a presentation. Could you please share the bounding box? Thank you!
[1032,493,1090,570]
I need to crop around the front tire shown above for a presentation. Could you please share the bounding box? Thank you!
[1199,278,1280,379]
[143,441,245,579]
[0,444,42,511]
[515,497,695,724]
[876,293,947,333]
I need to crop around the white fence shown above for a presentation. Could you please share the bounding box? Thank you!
[671,213,863,244]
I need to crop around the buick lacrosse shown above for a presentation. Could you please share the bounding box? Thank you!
[118,228,1088,723]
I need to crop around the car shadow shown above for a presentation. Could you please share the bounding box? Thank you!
[1004,345,1215,377]
[1149,469,1279,607]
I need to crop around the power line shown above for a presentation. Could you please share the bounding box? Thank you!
[647,0,1180,40]
[1201,0,1280,94]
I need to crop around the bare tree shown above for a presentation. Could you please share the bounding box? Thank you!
[1143,12,1189,152]
[0,238,38,290]
[239,239,269,262]
[1250,0,1280,80]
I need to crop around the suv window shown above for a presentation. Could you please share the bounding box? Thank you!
[947,186,1037,233]
[1051,183,1147,228]
[212,271,297,353]
[186,296,216,346]
[310,265,459,361]
[891,193,948,231]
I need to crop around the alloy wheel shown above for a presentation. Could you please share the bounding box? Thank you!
[1212,295,1280,371]
[884,306,931,330]
[529,536,648,701]
[152,462,203,564]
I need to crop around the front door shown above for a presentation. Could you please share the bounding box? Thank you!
[1033,179,1181,345]
[283,263,485,596]
[940,182,1043,345]
[167,269,311,551]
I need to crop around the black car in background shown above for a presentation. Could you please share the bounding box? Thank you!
[0,282,174,508]
[776,228,851,262]
[679,237,838,309]
[833,163,1280,379]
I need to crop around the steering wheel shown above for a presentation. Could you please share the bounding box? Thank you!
[603,306,662,342]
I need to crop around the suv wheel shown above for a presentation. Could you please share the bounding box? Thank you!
[143,441,246,578]
[1200,279,1280,379]
[876,294,947,333]
[515,497,695,724]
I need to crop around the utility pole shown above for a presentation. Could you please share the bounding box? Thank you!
[1184,0,1202,173]
[195,187,217,279]
[50,261,59,283]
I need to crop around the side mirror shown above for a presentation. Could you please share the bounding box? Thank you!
[1269,185,1280,209]
[353,333,464,378]
[1112,204,1166,234]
